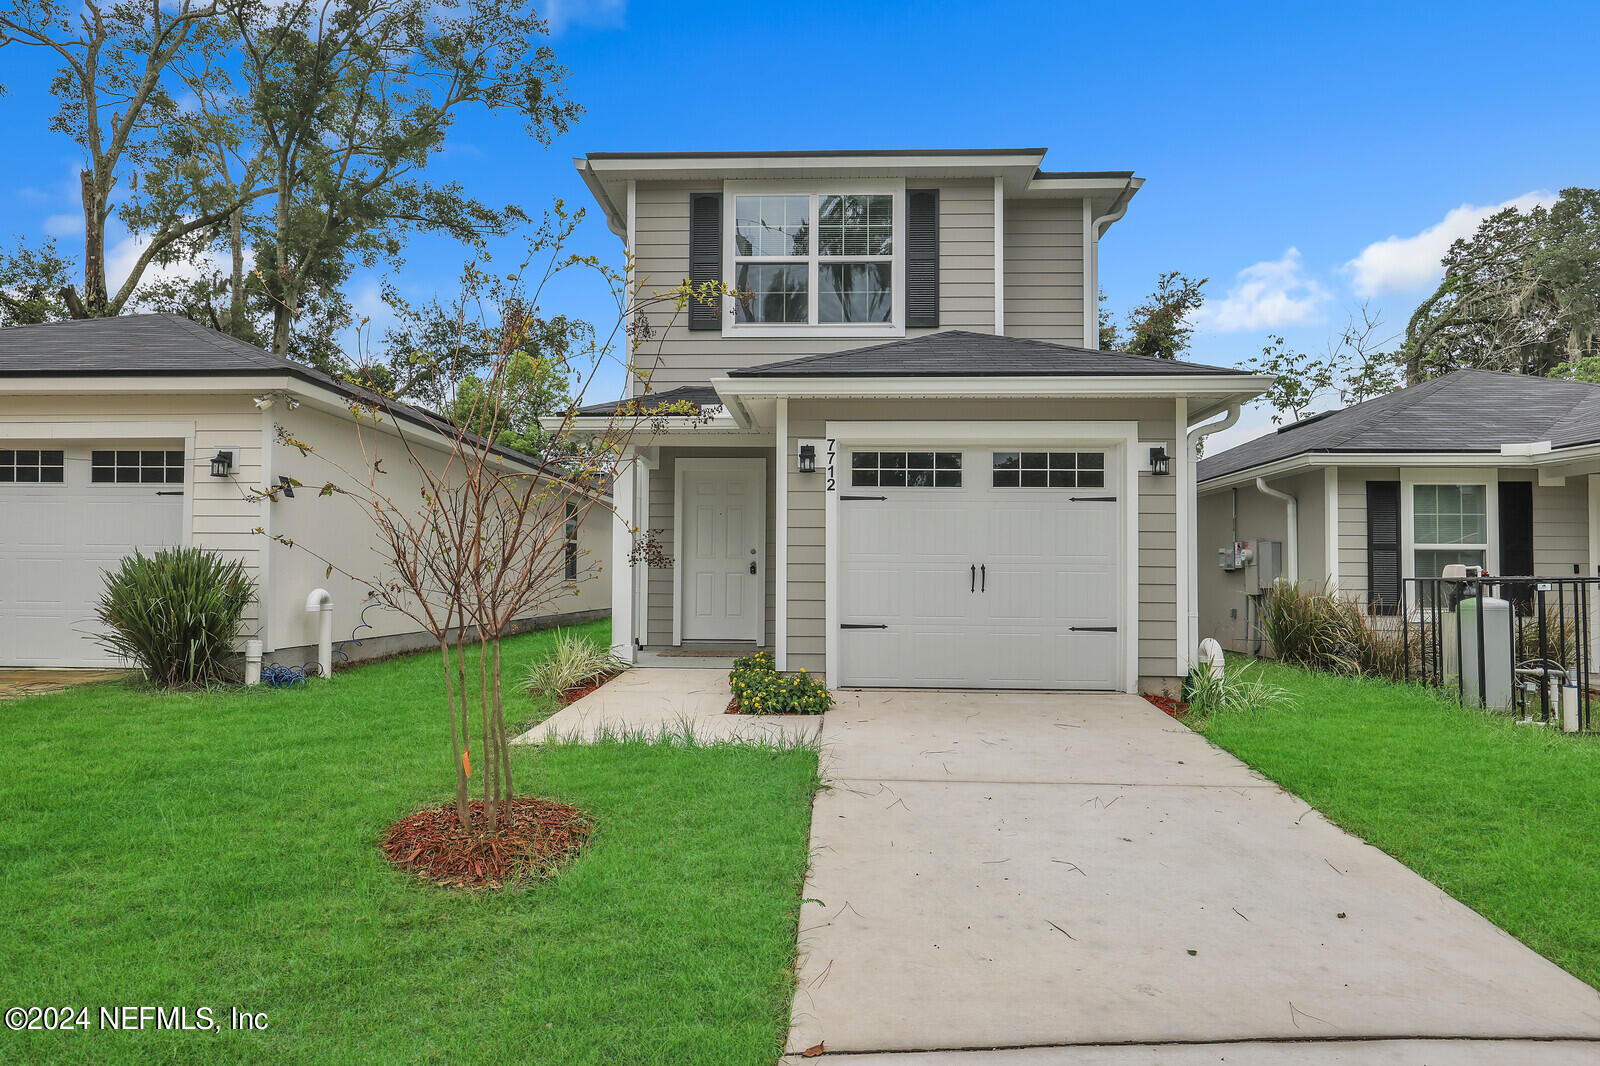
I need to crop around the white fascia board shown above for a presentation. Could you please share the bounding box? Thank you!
[1196,445,1600,494]
[712,373,1273,402]
[582,150,1047,178]
[1,374,299,394]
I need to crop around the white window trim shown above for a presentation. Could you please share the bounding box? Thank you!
[823,420,1140,693]
[1399,468,1498,582]
[721,179,907,339]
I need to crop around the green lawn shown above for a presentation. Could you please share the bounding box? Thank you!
[1200,661,1600,987]
[0,619,820,1065]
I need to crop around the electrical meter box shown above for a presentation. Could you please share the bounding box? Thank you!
[1243,539,1283,594]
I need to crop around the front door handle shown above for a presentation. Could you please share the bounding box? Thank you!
[971,564,976,592]
[749,561,757,575]
[981,564,986,592]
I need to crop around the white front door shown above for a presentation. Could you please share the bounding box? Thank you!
[0,443,187,667]
[678,458,765,642]
[836,444,1123,689]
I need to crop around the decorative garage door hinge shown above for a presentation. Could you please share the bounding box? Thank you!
[1069,496,1117,502]
[839,495,887,501]
[839,623,889,630]
[1068,626,1118,632]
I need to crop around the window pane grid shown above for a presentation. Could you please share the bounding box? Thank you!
[0,449,64,484]
[992,451,1105,489]
[92,449,184,485]
[851,450,962,488]
[731,190,896,329]
[1413,483,1486,546]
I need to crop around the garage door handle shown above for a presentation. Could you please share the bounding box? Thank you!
[1070,496,1117,502]
[1069,626,1118,632]
[971,564,976,592]
[980,564,986,592]
[840,623,888,630]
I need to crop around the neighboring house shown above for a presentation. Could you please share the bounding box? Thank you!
[0,314,609,669]
[568,148,1268,694]
[1196,369,1600,653]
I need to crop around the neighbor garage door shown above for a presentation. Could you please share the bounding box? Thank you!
[0,444,186,667]
[836,443,1123,689]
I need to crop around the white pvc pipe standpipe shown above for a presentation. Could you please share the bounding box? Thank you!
[244,639,263,686]
[305,588,334,679]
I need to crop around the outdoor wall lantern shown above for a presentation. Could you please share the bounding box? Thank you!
[1148,446,1171,476]
[797,443,817,474]
[209,448,237,478]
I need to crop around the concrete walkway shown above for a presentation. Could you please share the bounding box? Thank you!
[787,689,1600,1063]
[512,667,821,745]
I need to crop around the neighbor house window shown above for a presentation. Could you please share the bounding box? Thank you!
[91,449,184,485]
[1413,483,1487,578]
[730,188,898,329]
[0,449,64,483]
[564,503,579,581]
[851,451,961,488]
[992,452,1105,488]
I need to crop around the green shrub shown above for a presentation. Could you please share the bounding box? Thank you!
[1185,664,1293,724]
[1255,580,1420,680]
[525,629,628,703]
[729,651,833,715]
[94,547,256,688]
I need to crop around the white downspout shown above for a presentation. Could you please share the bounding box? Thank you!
[1184,403,1241,670]
[1254,477,1299,584]
[1086,180,1137,349]
[304,588,334,679]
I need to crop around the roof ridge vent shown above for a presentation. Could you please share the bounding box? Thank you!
[1276,409,1339,434]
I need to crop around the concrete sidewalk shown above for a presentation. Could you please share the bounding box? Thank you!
[787,689,1600,1063]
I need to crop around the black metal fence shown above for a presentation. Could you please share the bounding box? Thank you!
[1402,575,1596,731]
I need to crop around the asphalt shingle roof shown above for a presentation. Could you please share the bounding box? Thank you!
[1197,369,1600,482]
[573,385,723,416]
[726,330,1251,378]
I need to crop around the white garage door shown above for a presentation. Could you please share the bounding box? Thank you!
[0,444,187,667]
[837,444,1124,689]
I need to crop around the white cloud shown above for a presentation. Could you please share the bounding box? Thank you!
[1193,248,1328,333]
[544,0,625,32]
[1344,191,1554,298]
[106,230,231,303]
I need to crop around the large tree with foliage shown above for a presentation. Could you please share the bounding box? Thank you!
[0,236,73,325]
[1404,187,1600,383]
[1098,271,1208,359]
[0,0,261,315]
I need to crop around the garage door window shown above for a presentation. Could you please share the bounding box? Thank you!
[992,451,1105,488]
[0,449,65,483]
[851,450,962,488]
[91,449,185,485]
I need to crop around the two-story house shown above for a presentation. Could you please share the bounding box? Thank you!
[569,148,1267,694]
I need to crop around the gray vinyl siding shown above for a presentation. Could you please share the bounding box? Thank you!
[1531,477,1588,576]
[629,180,1003,390]
[643,447,776,646]
[783,397,1180,682]
[1002,198,1085,344]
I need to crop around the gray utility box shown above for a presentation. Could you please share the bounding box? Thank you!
[1243,540,1284,595]
[1453,596,1514,710]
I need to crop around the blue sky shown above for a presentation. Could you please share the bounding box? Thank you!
[3,0,1597,449]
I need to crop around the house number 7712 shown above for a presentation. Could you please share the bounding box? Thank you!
[825,438,836,492]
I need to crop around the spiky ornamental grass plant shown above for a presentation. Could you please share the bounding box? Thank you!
[95,547,256,688]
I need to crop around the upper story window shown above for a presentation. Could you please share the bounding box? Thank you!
[725,183,904,336]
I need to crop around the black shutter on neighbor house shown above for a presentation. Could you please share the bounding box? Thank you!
[1366,481,1401,615]
[688,193,721,331]
[1498,481,1534,577]
[906,188,940,328]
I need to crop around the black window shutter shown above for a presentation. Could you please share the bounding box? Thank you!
[905,188,940,328]
[687,193,721,331]
[1366,480,1401,615]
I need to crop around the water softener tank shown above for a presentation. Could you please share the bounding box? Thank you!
[1456,595,1513,710]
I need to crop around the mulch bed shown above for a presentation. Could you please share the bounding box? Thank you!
[560,671,620,706]
[380,797,592,890]
[1143,693,1190,720]
[726,695,746,715]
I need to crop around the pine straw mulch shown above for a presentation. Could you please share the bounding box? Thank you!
[1142,693,1190,720]
[559,671,620,707]
[380,797,592,890]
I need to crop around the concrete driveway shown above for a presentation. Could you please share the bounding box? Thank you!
[788,689,1600,1063]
